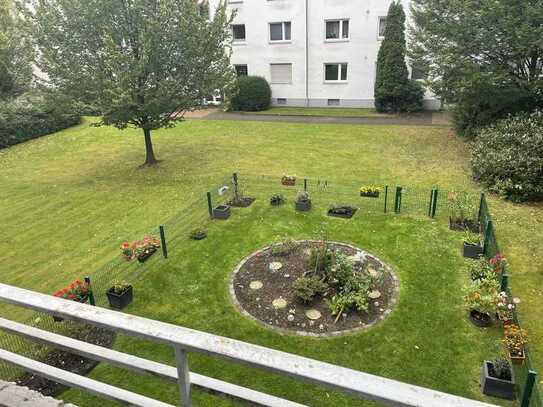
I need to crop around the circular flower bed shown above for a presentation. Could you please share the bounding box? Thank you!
[230,240,399,337]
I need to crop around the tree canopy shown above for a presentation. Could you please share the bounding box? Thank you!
[31,0,235,165]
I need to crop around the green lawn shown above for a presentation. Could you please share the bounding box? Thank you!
[238,106,396,118]
[0,117,541,406]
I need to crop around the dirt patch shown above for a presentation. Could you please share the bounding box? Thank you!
[16,324,115,397]
[232,241,399,336]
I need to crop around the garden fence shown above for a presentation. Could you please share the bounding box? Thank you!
[0,173,540,406]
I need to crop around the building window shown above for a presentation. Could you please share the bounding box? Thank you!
[324,63,348,82]
[327,99,340,106]
[270,63,292,84]
[232,24,246,42]
[325,19,349,40]
[235,64,248,76]
[269,22,291,42]
[277,98,287,105]
[378,17,387,38]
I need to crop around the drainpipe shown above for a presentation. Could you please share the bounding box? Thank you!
[305,0,309,107]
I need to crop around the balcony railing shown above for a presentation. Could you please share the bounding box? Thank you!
[0,283,497,407]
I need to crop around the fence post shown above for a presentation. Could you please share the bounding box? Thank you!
[159,226,168,259]
[394,187,402,213]
[232,172,239,200]
[428,190,434,217]
[174,346,192,406]
[84,277,95,306]
[384,185,388,213]
[478,192,485,223]
[483,220,493,256]
[431,189,438,218]
[304,178,307,192]
[521,370,537,407]
[207,192,213,218]
[500,273,509,292]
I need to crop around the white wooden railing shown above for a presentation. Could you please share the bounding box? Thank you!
[0,283,497,407]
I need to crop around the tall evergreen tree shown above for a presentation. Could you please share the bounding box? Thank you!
[374,2,423,113]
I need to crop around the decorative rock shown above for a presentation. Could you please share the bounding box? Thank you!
[272,298,287,309]
[305,309,322,320]
[319,324,324,330]
[369,290,381,299]
[249,281,263,290]
[368,267,380,278]
[373,301,380,307]
[269,262,283,272]
[287,314,295,322]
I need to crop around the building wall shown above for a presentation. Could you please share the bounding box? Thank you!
[209,0,440,110]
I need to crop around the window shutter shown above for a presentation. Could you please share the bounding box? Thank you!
[270,64,292,84]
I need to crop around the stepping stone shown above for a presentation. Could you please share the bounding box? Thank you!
[249,281,263,290]
[368,267,380,277]
[272,298,287,309]
[305,309,322,320]
[269,262,283,272]
[287,314,295,322]
[369,290,381,299]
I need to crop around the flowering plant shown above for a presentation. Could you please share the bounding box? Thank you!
[360,185,382,194]
[503,324,528,357]
[489,253,507,273]
[120,235,160,261]
[496,292,520,322]
[464,277,499,315]
[281,175,296,185]
[53,279,89,302]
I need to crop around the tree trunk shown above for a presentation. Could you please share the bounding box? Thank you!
[142,128,158,165]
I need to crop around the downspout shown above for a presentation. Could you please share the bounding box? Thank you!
[305,0,309,106]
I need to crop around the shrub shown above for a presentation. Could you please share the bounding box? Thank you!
[0,95,81,149]
[292,276,328,303]
[230,76,271,111]
[471,111,543,202]
[270,237,298,256]
[308,244,333,274]
[463,276,500,315]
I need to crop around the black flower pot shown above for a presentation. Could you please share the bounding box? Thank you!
[213,205,231,219]
[469,310,492,327]
[360,192,379,198]
[327,207,357,219]
[106,286,133,310]
[137,247,157,263]
[481,361,516,400]
[295,201,311,212]
[463,242,483,259]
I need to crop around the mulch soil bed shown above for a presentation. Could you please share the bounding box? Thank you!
[233,241,397,335]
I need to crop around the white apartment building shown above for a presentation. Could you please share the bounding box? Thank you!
[207,0,440,110]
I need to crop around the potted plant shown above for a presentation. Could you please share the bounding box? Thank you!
[327,204,357,219]
[189,228,207,240]
[281,175,296,186]
[463,231,483,259]
[464,277,499,327]
[213,204,231,219]
[106,281,133,310]
[134,235,161,263]
[270,194,285,206]
[496,292,520,326]
[359,185,382,198]
[53,279,90,321]
[295,191,311,211]
[503,324,528,365]
[448,191,480,232]
[467,258,496,281]
[481,357,516,400]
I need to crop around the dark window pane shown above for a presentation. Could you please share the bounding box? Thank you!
[232,24,245,40]
[342,20,349,38]
[270,23,283,41]
[341,64,348,80]
[326,21,340,39]
[284,22,291,40]
[379,18,386,37]
[325,64,339,81]
[235,65,248,76]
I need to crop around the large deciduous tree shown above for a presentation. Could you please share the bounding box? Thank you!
[374,1,423,113]
[410,0,543,137]
[31,0,234,165]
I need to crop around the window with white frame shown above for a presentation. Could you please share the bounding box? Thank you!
[232,24,246,42]
[234,64,248,76]
[269,22,291,42]
[325,19,349,40]
[270,63,292,84]
[378,17,387,38]
[324,63,348,82]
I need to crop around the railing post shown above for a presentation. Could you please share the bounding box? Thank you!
[428,189,434,217]
[384,185,388,213]
[174,346,192,406]
[431,189,438,218]
[159,226,168,259]
[304,178,307,192]
[207,192,213,218]
[84,277,95,306]
[394,186,402,214]
[521,370,537,407]
[483,220,493,256]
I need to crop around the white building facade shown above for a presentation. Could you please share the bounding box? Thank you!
[208,0,439,110]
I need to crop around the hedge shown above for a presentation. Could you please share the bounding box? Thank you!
[230,76,271,112]
[0,97,81,149]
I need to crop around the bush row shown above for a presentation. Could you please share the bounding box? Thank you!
[0,96,81,149]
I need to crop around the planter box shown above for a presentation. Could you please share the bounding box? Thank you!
[213,205,231,219]
[510,350,526,365]
[469,310,492,327]
[281,179,296,186]
[360,192,379,198]
[481,361,516,400]
[449,217,481,233]
[295,201,311,212]
[328,207,357,219]
[137,247,157,263]
[106,286,133,310]
[463,242,483,259]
